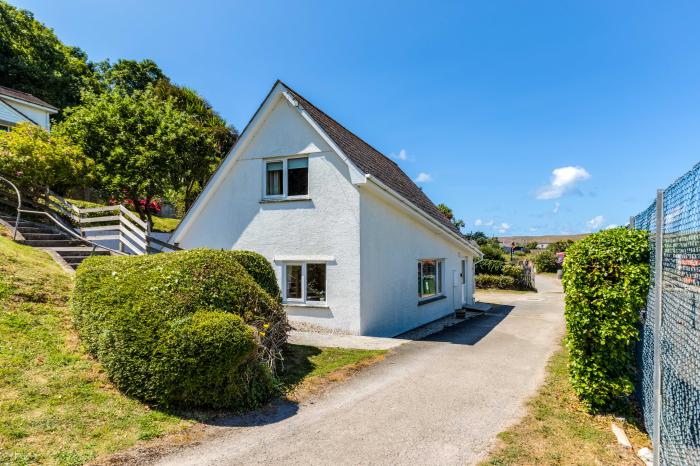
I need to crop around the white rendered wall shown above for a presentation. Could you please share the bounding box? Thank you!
[0,100,51,131]
[359,187,477,337]
[176,97,363,334]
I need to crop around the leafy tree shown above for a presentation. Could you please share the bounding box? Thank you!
[56,87,199,223]
[0,122,92,197]
[525,241,539,250]
[479,242,505,262]
[0,1,97,111]
[154,81,237,210]
[465,230,489,245]
[97,59,168,94]
[437,203,465,231]
[547,239,575,253]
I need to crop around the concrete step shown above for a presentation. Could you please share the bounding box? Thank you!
[16,226,59,234]
[21,232,68,241]
[53,248,111,257]
[18,239,86,248]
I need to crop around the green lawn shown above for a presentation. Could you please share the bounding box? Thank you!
[0,226,384,464]
[480,342,650,466]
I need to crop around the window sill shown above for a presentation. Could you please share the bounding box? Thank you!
[260,196,311,204]
[417,295,446,306]
[284,302,329,309]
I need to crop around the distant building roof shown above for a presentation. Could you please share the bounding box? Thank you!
[0,85,58,112]
[497,234,588,245]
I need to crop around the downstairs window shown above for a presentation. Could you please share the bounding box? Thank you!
[418,259,443,299]
[284,262,326,304]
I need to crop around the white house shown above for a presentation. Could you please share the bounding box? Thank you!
[0,85,58,132]
[171,81,482,337]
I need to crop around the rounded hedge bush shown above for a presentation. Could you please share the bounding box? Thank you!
[72,248,287,409]
[562,228,649,412]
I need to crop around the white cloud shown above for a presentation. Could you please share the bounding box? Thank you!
[553,202,560,214]
[496,222,511,233]
[586,215,605,231]
[474,219,483,226]
[391,148,408,161]
[536,166,591,200]
[414,172,433,183]
[529,227,539,232]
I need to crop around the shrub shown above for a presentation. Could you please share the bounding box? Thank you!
[501,263,524,278]
[480,243,505,261]
[475,258,504,275]
[229,250,281,299]
[475,274,516,289]
[72,248,287,409]
[534,250,558,273]
[562,228,649,412]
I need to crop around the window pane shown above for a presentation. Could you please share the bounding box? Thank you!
[306,263,326,301]
[461,260,466,284]
[421,260,437,297]
[287,157,308,196]
[437,261,443,293]
[266,162,283,196]
[286,265,302,299]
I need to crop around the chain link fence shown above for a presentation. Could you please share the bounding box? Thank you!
[632,162,700,465]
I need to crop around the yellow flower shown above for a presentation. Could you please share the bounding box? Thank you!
[260,331,266,337]
[263,323,270,329]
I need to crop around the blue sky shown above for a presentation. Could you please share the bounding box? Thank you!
[12,0,700,235]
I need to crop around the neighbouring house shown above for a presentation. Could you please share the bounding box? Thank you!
[171,81,482,336]
[0,85,58,132]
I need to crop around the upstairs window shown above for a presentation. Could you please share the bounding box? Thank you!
[264,157,308,198]
[418,259,443,299]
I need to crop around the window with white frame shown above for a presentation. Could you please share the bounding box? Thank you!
[284,262,326,304]
[264,157,308,198]
[417,259,443,299]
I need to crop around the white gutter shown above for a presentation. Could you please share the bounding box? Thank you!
[363,174,483,257]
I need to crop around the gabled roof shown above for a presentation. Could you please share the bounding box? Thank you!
[282,82,460,235]
[0,85,58,112]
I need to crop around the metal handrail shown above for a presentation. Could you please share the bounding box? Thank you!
[0,177,126,256]
[0,176,22,240]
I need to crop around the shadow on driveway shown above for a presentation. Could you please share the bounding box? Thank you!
[422,304,515,346]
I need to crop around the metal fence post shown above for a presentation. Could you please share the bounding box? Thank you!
[653,189,664,465]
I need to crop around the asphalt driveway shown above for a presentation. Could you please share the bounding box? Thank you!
[152,274,565,466]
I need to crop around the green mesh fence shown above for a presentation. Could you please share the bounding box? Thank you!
[633,162,700,465]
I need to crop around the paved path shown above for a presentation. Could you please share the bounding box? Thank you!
[153,275,565,466]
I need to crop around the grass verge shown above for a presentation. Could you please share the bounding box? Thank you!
[480,342,650,466]
[280,345,387,401]
[0,226,385,464]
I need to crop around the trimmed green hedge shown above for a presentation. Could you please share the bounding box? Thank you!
[562,228,649,412]
[475,274,516,289]
[72,248,287,409]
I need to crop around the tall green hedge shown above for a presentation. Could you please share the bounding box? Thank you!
[562,228,649,412]
[72,249,287,409]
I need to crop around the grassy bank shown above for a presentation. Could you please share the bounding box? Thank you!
[0,227,385,465]
[481,343,650,466]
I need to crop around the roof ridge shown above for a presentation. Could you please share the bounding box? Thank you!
[279,81,460,235]
[279,82,402,169]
